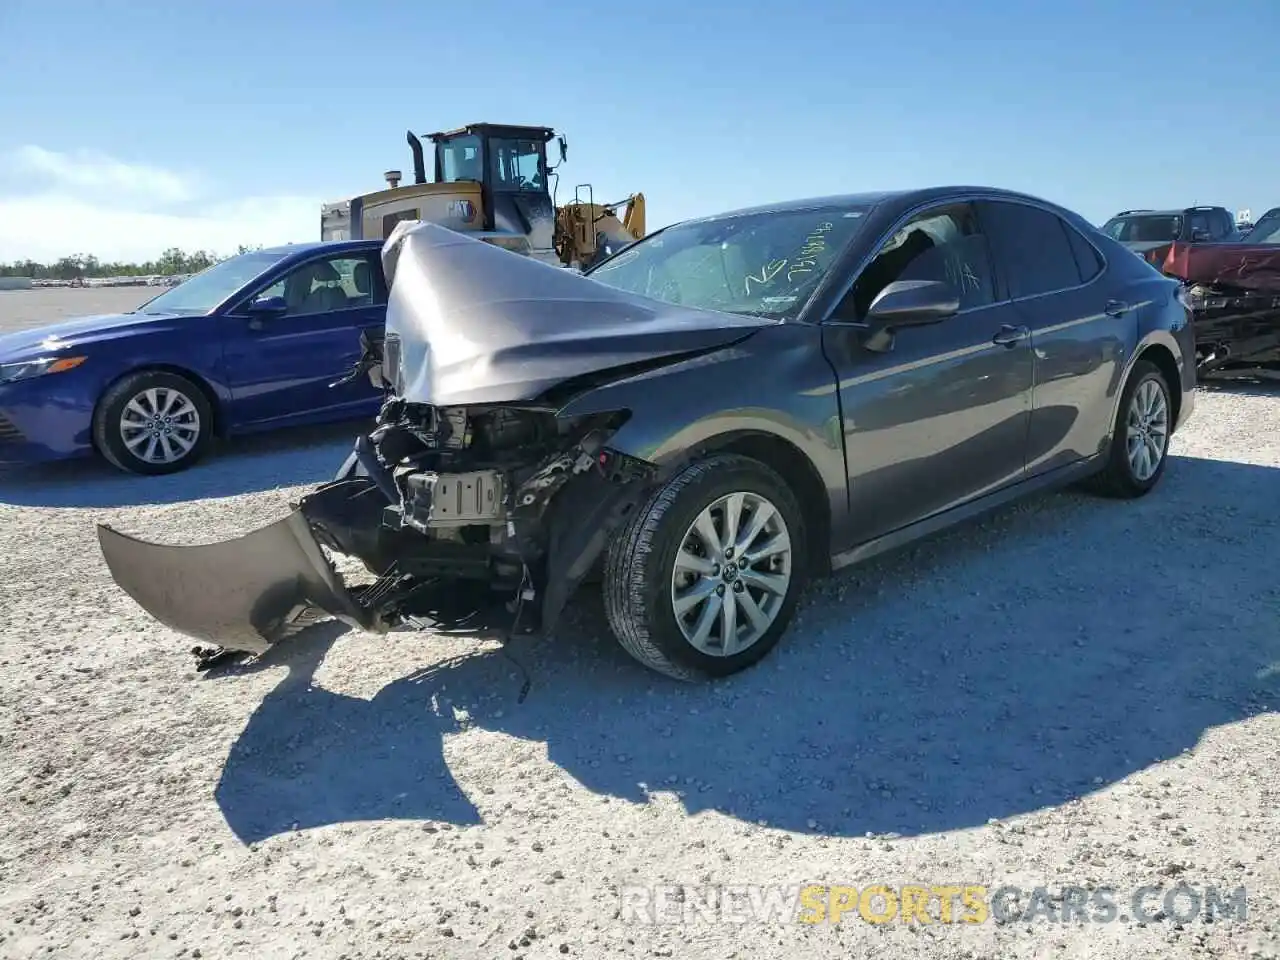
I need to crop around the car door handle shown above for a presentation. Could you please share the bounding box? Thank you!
[992,324,1030,348]
[1104,299,1129,317]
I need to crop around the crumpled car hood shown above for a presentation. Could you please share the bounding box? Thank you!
[1156,240,1280,294]
[379,220,776,407]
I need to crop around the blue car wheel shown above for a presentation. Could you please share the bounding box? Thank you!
[92,370,214,476]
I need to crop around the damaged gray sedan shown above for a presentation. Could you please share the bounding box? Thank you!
[98,186,1197,681]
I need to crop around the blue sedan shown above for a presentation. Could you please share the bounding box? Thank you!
[0,240,388,474]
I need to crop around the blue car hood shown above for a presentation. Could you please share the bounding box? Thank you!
[0,311,180,362]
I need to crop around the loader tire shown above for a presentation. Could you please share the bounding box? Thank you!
[93,369,213,476]
[603,453,808,682]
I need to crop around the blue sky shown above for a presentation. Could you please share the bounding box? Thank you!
[0,0,1276,262]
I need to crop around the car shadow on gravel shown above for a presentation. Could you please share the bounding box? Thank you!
[0,421,361,508]
[214,454,1280,845]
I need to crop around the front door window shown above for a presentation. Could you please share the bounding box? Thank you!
[255,255,380,316]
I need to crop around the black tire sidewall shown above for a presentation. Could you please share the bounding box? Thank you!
[93,371,213,475]
[1112,362,1172,494]
[628,456,808,678]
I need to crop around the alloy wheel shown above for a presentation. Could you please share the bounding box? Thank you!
[669,491,793,657]
[1125,377,1169,482]
[118,386,202,466]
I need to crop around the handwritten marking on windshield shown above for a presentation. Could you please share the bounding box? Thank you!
[744,258,788,295]
[743,221,837,294]
[785,222,835,283]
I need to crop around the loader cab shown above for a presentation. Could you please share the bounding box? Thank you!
[427,123,561,258]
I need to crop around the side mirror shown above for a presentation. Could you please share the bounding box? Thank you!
[244,294,287,329]
[248,294,288,316]
[1190,228,1211,242]
[558,136,567,165]
[861,279,960,352]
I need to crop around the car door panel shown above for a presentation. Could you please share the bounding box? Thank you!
[1009,290,1127,474]
[978,199,1124,477]
[824,305,1034,545]
[823,202,1034,546]
[221,253,385,429]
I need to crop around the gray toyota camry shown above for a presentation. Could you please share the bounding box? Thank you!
[99,185,1196,682]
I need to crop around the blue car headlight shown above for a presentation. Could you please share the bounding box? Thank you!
[0,355,87,385]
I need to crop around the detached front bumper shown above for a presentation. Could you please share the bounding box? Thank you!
[98,505,379,654]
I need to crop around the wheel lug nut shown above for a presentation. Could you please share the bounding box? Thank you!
[716,585,725,596]
[724,548,734,559]
[733,582,744,593]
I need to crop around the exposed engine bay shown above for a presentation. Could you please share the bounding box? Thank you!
[1144,240,1280,376]
[1185,283,1280,376]
[97,389,660,667]
[308,395,651,629]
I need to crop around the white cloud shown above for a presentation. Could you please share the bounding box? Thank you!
[6,145,200,206]
[0,146,322,263]
[0,192,320,264]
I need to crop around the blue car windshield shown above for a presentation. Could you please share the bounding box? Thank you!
[584,204,872,320]
[134,250,291,315]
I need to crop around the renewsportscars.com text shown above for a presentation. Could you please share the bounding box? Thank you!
[619,882,1249,926]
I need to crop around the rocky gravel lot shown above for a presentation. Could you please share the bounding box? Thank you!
[0,287,154,333]
[0,287,1277,959]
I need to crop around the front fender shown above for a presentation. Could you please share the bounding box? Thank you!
[552,324,848,535]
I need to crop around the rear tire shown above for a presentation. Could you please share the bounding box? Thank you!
[1081,359,1172,498]
[92,370,213,476]
[603,453,808,681]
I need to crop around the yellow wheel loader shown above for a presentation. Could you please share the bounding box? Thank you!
[320,122,645,269]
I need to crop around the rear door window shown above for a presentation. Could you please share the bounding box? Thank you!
[1063,223,1104,283]
[979,200,1084,298]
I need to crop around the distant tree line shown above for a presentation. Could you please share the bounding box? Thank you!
[0,245,264,281]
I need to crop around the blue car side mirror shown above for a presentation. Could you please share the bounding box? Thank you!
[248,295,288,316]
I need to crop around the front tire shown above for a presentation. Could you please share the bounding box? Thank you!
[92,370,212,476]
[603,453,808,681]
[1082,359,1172,498]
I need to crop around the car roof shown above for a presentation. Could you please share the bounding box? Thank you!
[1111,207,1225,218]
[257,239,384,257]
[686,185,1077,223]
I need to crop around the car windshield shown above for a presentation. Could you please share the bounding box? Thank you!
[584,204,872,319]
[133,250,291,316]
[1101,214,1183,243]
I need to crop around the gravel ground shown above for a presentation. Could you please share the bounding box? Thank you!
[0,287,154,333]
[0,290,1277,958]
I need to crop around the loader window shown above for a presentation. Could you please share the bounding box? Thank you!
[489,137,545,192]
[440,135,483,183]
[585,204,871,320]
